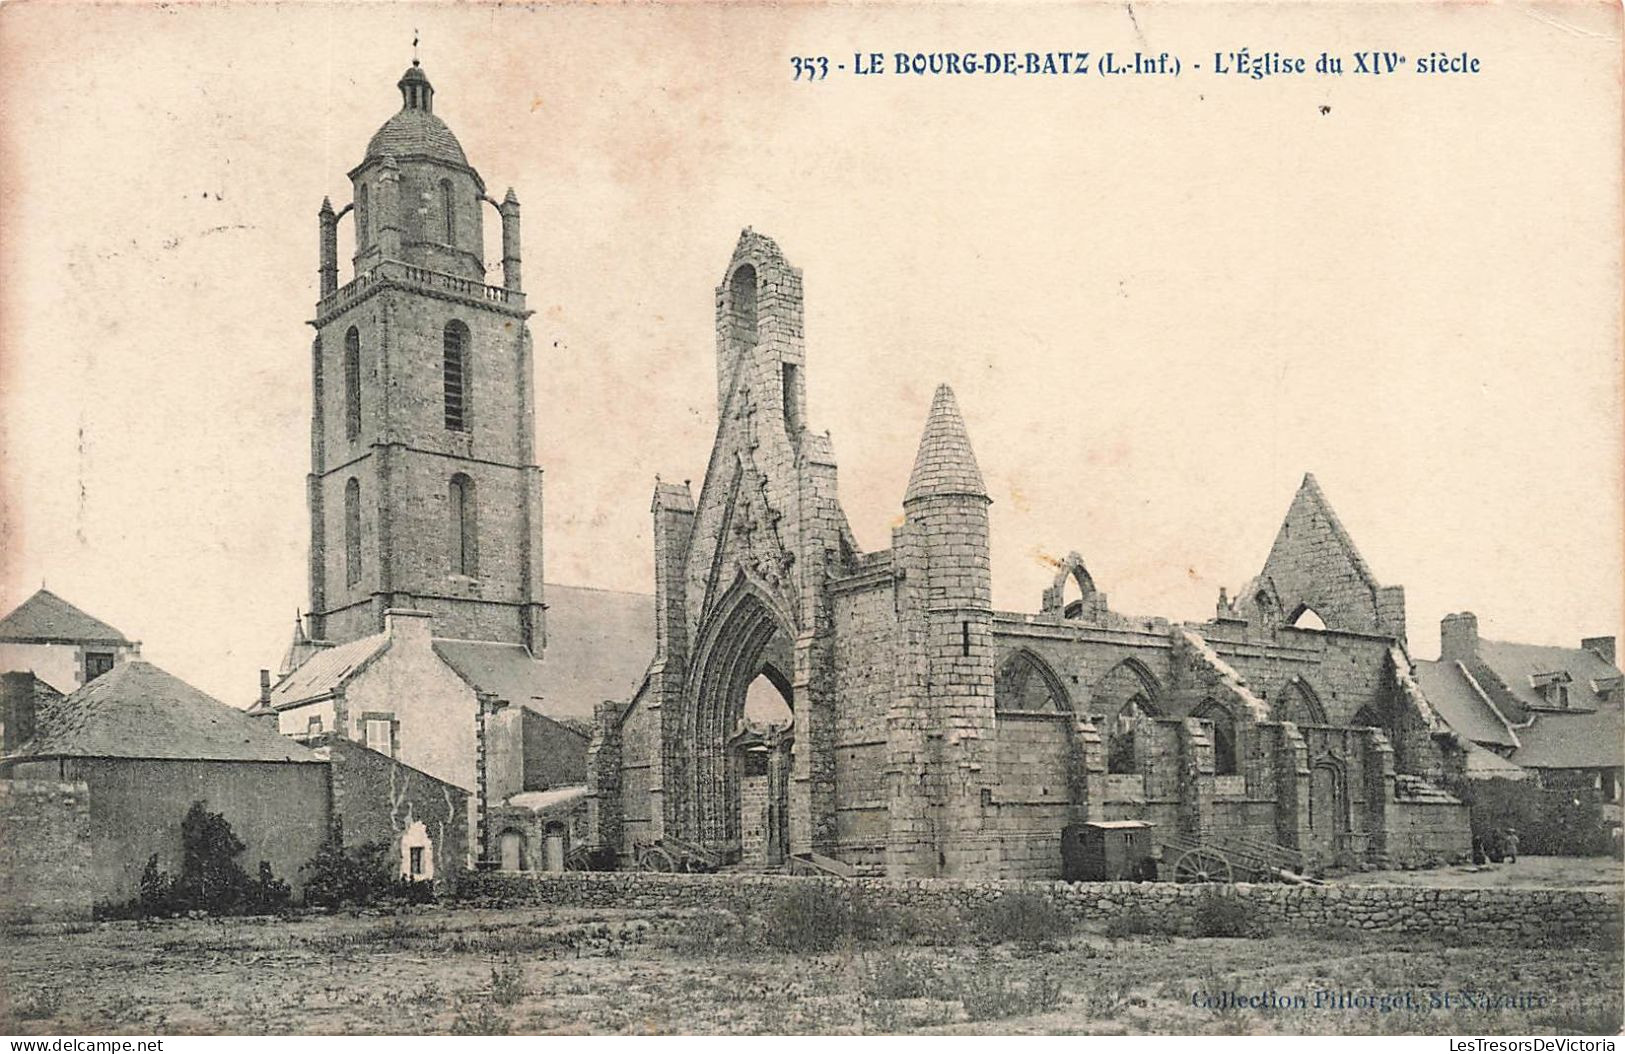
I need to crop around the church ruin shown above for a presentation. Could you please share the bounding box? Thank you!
[586,230,1474,880]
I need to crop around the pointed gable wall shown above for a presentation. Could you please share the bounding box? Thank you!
[1241,474,1407,643]
[681,230,851,646]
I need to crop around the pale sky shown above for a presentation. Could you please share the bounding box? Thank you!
[1,2,1620,706]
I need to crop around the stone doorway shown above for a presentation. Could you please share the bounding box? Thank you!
[1308,760,1348,866]
[498,828,528,871]
[681,580,798,857]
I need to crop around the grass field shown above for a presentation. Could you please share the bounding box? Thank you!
[2,895,1619,1036]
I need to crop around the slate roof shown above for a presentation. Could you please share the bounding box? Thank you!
[1511,704,1625,770]
[366,109,469,167]
[1413,660,1517,749]
[364,66,468,168]
[1418,637,1624,772]
[1476,639,1619,714]
[9,660,321,764]
[533,584,655,722]
[1461,741,1531,780]
[0,589,132,645]
[1473,639,1624,770]
[433,639,544,708]
[271,585,654,724]
[268,631,390,707]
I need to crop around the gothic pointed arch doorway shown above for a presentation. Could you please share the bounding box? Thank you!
[680,577,798,859]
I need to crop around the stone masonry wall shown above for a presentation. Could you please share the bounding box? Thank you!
[324,734,470,891]
[0,779,94,922]
[461,870,1620,943]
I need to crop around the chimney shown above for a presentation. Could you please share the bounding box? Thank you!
[1,671,41,754]
[246,668,279,728]
[1583,636,1616,666]
[1440,612,1479,661]
[384,608,435,645]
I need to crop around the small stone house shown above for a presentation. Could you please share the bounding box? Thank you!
[266,592,649,871]
[1,662,330,907]
[0,589,142,696]
[0,660,471,916]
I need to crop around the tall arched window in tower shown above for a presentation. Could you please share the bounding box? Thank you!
[443,320,470,432]
[440,179,456,243]
[344,477,362,586]
[729,265,758,349]
[343,327,362,441]
[448,473,478,576]
[356,183,370,248]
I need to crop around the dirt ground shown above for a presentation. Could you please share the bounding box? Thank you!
[1332,855,1624,891]
[2,900,1619,1036]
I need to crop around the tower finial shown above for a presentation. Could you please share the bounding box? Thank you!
[412,28,420,66]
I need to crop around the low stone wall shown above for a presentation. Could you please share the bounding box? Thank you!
[0,779,95,922]
[460,869,1620,943]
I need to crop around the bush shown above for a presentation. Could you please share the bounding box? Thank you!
[174,801,251,912]
[1192,890,1265,938]
[973,892,1072,946]
[764,884,854,953]
[666,909,751,956]
[449,1001,510,1035]
[863,954,942,1000]
[94,802,293,918]
[956,965,1064,1021]
[488,958,525,1006]
[301,831,417,908]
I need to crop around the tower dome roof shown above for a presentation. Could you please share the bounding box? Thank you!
[363,62,469,167]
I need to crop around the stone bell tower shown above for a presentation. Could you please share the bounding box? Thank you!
[305,60,544,650]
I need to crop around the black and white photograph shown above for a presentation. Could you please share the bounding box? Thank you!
[0,0,1620,1039]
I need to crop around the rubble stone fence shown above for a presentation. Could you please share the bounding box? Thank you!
[461,869,1621,942]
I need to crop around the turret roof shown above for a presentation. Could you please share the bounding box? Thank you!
[904,384,988,503]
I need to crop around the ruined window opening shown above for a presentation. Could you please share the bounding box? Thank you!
[356,183,370,247]
[307,715,323,735]
[449,473,478,577]
[743,670,793,727]
[84,652,114,683]
[1290,606,1328,631]
[781,363,802,437]
[344,477,362,586]
[1195,701,1238,776]
[1107,695,1150,774]
[729,265,758,349]
[1062,573,1085,618]
[440,179,455,243]
[1351,705,1383,731]
[443,321,470,432]
[995,651,1068,712]
[344,327,362,441]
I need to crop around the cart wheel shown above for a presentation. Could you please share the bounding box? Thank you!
[1172,848,1234,884]
[639,846,676,873]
